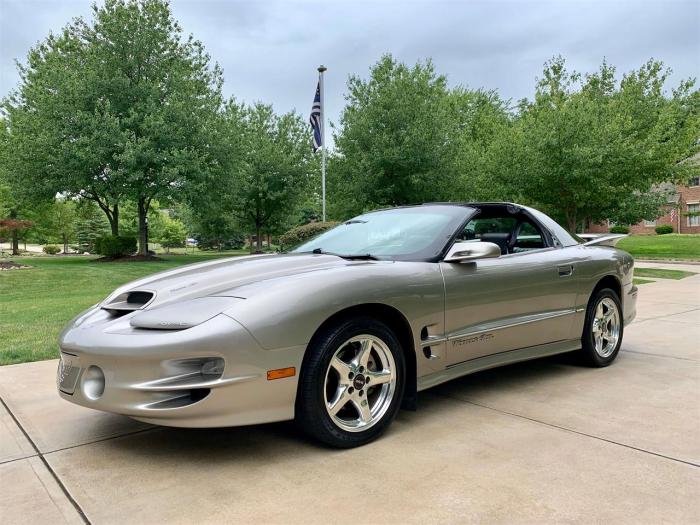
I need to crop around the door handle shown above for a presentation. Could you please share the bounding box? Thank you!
[557,264,574,277]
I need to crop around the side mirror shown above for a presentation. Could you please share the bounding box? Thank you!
[444,241,501,263]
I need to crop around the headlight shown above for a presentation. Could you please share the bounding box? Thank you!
[130,297,242,330]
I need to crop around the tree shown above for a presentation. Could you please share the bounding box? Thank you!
[332,55,458,215]
[214,102,312,252]
[2,0,223,255]
[511,57,700,232]
[448,88,515,201]
[75,200,110,253]
[37,198,78,253]
[154,215,187,253]
[0,119,36,255]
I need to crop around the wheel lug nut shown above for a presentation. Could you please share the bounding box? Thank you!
[359,390,364,396]
[365,376,370,383]
[359,366,364,373]
[348,387,354,394]
[348,372,354,379]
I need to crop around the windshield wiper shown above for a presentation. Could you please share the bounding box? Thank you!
[311,248,379,260]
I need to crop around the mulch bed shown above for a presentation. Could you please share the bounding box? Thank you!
[95,255,162,263]
[0,261,32,270]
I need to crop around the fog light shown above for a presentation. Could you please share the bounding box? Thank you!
[82,366,105,400]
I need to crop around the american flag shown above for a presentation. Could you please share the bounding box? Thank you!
[309,82,322,152]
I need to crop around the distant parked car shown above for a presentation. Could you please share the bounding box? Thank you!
[57,203,637,447]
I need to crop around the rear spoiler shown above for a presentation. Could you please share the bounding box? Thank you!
[578,233,628,247]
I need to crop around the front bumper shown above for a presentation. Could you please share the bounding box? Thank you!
[58,312,305,427]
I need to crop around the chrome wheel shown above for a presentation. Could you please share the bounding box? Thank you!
[323,334,397,432]
[592,297,621,358]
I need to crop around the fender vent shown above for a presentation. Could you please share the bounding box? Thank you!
[102,290,155,316]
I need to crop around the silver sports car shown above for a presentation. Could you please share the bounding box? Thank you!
[58,203,637,447]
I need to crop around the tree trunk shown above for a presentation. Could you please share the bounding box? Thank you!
[137,197,149,257]
[63,234,68,254]
[110,203,119,236]
[256,225,262,253]
[248,234,254,254]
[566,211,578,234]
[95,198,119,236]
[11,229,19,256]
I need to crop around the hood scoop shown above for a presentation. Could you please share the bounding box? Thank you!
[102,290,155,316]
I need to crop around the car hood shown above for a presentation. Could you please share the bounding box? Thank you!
[101,253,354,311]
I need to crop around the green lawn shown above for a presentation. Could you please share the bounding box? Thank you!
[0,252,246,365]
[634,267,697,280]
[633,278,655,285]
[617,234,700,261]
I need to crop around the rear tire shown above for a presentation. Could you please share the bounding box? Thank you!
[580,288,623,367]
[295,317,405,448]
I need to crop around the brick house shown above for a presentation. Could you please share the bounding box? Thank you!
[587,175,700,235]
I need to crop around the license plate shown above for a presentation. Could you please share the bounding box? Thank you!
[57,354,81,394]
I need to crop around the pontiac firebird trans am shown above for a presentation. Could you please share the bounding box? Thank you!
[58,203,637,447]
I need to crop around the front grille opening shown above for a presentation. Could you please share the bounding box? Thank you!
[190,388,210,402]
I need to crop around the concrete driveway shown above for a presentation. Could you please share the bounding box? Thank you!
[1,262,698,524]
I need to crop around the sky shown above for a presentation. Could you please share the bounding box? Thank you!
[1,0,698,131]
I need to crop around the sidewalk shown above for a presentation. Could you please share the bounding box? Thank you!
[1,275,698,524]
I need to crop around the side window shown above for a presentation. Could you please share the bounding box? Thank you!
[459,217,517,240]
[513,221,546,252]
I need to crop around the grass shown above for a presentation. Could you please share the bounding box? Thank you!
[634,267,697,280]
[633,278,655,285]
[0,251,247,365]
[617,234,700,261]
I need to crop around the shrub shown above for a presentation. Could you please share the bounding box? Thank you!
[279,221,339,249]
[95,235,137,257]
[42,245,61,255]
[655,225,673,235]
[197,234,246,251]
[609,225,629,234]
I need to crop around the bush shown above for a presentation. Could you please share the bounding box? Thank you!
[95,235,137,257]
[609,225,629,234]
[42,245,61,255]
[197,234,246,251]
[279,221,340,249]
[655,225,673,235]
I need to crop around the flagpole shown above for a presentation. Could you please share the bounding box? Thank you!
[318,65,327,222]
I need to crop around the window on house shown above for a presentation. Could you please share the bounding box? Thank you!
[688,203,700,227]
[688,177,700,187]
[643,220,656,227]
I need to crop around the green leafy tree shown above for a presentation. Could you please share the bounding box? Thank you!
[156,215,187,253]
[448,88,515,201]
[511,57,699,232]
[212,102,312,252]
[0,119,36,255]
[332,55,457,216]
[75,200,110,253]
[39,198,78,253]
[2,0,223,255]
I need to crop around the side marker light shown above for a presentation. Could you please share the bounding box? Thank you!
[267,367,296,380]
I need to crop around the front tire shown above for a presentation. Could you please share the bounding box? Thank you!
[296,317,405,448]
[581,288,623,367]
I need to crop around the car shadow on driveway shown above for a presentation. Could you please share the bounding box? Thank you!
[101,352,583,457]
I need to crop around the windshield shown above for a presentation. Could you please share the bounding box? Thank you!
[291,205,474,261]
